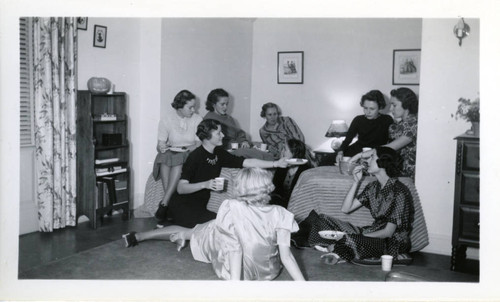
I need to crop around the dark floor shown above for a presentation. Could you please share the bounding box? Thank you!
[18,214,479,281]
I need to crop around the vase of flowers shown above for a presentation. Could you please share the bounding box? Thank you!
[454,97,480,136]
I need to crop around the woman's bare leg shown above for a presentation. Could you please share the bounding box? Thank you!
[160,164,182,206]
[135,225,194,242]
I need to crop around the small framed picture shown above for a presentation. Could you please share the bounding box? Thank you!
[93,25,107,48]
[277,51,304,84]
[392,49,421,85]
[76,17,88,30]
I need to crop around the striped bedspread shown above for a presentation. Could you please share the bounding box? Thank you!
[287,166,429,252]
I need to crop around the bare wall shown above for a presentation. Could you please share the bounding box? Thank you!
[160,18,254,134]
[249,18,422,149]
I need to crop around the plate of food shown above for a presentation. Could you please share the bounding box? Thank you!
[286,158,308,165]
[318,230,345,241]
[168,146,189,153]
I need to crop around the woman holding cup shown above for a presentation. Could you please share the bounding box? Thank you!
[292,147,414,264]
[349,87,419,179]
[153,119,290,229]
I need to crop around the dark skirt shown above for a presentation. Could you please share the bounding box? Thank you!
[167,192,217,228]
[152,151,190,181]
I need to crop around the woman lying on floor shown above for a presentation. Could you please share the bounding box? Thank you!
[292,146,414,265]
[123,167,305,281]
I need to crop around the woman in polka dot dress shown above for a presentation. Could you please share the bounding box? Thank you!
[294,146,414,262]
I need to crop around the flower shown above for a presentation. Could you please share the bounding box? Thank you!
[454,97,480,122]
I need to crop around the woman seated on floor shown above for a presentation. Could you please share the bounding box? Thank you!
[319,90,393,166]
[123,167,305,281]
[259,102,305,159]
[349,87,418,179]
[147,118,289,229]
[292,146,414,265]
[270,139,314,209]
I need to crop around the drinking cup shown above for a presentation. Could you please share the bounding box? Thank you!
[362,147,372,152]
[231,142,239,150]
[381,255,393,271]
[214,177,225,191]
[260,143,267,151]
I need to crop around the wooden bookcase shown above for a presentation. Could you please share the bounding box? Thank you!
[451,134,479,271]
[76,91,130,228]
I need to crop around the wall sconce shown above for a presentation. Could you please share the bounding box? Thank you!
[454,17,470,47]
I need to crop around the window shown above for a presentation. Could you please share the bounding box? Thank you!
[20,17,34,146]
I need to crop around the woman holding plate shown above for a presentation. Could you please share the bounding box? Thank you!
[153,90,203,225]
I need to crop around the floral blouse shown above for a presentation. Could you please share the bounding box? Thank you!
[388,114,418,179]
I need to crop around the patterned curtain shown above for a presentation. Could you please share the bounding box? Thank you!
[33,17,77,231]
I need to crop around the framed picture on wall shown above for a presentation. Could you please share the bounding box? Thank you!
[76,17,88,30]
[93,25,107,48]
[277,51,304,84]
[392,49,421,85]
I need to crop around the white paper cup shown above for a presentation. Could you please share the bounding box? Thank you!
[362,147,372,152]
[215,177,225,191]
[260,143,267,151]
[381,255,393,271]
[231,142,238,150]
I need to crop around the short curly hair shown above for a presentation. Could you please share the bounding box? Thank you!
[360,90,386,109]
[375,146,403,178]
[260,102,282,118]
[196,119,221,141]
[171,90,196,110]
[234,168,275,206]
[390,87,419,114]
[205,88,229,112]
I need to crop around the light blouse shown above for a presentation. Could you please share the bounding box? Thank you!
[157,109,202,147]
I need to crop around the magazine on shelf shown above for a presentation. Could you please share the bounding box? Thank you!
[95,158,120,164]
[95,168,127,177]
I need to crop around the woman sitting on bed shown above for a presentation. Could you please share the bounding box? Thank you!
[270,139,313,209]
[292,146,414,264]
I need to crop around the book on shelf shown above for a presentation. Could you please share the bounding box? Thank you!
[95,167,127,176]
[95,158,120,164]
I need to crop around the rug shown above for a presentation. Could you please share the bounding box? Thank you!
[19,239,476,282]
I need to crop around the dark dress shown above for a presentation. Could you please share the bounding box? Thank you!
[167,145,245,228]
[270,164,310,208]
[296,178,414,261]
[319,114,393,166]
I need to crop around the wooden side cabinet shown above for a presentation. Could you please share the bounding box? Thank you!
[451,134,479,271]
[76,91,130,229]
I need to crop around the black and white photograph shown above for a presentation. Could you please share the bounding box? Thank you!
[93,24,107,48]
[76,17,87,30]
[392,49,421,85]
[278,51,304,83]
[1,1,499,301]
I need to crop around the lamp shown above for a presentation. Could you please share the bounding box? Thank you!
[325,120,348,151]
[325,120,348,137]
[454,17,470,47]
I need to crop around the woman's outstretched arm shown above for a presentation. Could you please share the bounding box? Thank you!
[278,244,305,281]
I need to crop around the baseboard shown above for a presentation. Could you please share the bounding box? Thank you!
[420,232,479,260]
[19,199,38,235]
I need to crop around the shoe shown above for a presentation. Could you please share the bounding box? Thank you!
[122,232,138,248]
[393,253,413,266]
[170,234,187,252]
[155,203,168,221]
